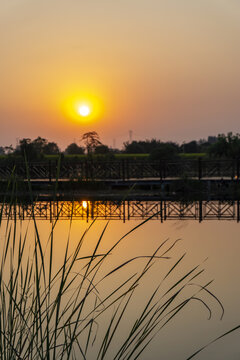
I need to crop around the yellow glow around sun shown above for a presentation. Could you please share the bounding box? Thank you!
[62,92,103,124]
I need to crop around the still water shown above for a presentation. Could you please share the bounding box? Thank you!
[1,201,240,360]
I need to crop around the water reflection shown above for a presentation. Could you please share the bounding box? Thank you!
[1,200,240,222]
[1,202,240,359]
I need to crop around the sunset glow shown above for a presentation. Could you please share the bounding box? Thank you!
[1,1,240,148]
[61,93,103,125]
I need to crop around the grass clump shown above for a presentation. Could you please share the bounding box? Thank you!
[0,199,224,360]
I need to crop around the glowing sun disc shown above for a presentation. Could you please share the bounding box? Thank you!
[82,201,88,209]
[78,105,90,117]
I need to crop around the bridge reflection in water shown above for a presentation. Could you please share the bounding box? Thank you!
[1,200,240,222]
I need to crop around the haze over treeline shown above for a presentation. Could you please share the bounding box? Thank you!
[1,132,240,160]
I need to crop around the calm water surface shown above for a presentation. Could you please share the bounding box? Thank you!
[1,213,240,359]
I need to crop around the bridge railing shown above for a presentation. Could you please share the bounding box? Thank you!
[0,159,239,181]
[0,200,239,222]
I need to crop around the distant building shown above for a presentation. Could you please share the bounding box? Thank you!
[208,136,217,144]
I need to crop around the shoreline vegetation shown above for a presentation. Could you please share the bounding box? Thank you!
[2,132,240,163]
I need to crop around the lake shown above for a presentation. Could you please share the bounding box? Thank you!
[0,200,240,359]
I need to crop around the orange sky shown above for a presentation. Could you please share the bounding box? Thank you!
[1,0,240,150]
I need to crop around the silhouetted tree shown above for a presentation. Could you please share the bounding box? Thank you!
[181,141,198,153]
[65,143,85,155]
[32,137,48,153]
[123,141,145,153]
[0,147,5,155]
[17,138,40,160]
[94,144,110,154]
[198,139,211,153]
[15,137,60,159]
[208,133,240,158]
[81,132,101,154]
[4,145,14,155]
[123,139,163,153]
[43,142,60,155]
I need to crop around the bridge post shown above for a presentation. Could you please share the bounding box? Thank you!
[49,160,52,183]
[232,159,235,180]
[14,160,17,179]
[126,159,129,180]
[162,160,166,179]
[55,160,58,181]
[90,160,94,181]
[91,201,94,219]
[86,202,89,222]
[237,159,240,180]
[198,158,202,180]
[85,160,89,180]
[237,200,240,222]
[159,160,162,180]
[199,200,202,222]
[49,200,52,222]
[160,200,163,223]
[122,159,125,181]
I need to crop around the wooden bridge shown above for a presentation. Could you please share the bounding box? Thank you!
[0,158,240,181]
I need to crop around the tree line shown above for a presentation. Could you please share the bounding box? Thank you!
[1,132,240,160]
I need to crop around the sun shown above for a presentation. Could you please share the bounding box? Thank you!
[78,105,90,117]
[62,93,103,123]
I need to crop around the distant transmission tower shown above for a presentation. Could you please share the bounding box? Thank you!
[129,130,133,143]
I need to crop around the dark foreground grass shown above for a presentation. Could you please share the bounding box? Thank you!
[0,198,226,360]
[0,162,225,359]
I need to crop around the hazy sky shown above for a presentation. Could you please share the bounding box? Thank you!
[1,0,240,149]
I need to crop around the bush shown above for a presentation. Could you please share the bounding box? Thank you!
[94,144,110,154]
[149,143,179,161]
[65,143,85,155]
